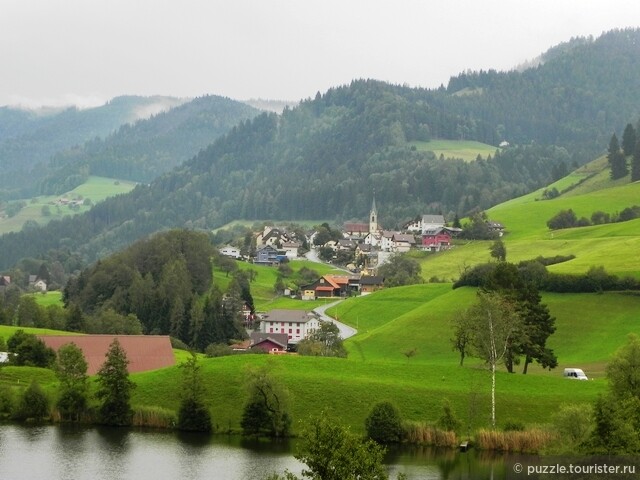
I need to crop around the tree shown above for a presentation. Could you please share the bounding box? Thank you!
[241,365,291,437]
[517,284,557,374]
[7,330,56,367]
[297,321,347,357]
[489,239,506,262]
[56,342,89,422]
[177,353,212,432]
[269,414,397,480]
[96,338,135,426]
[377,254,422,287]
[632,140,640,182]
[586,334,640,454]
[605,333,640,401]
[608,133,628,179]
[462,291,522,428]
[451,311,472,367]
[15,380,49,421]
[622,123,636,157]
[365,401,404,443]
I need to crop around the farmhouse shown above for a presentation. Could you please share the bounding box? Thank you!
[259,309,320,343]
[38,335,175,375]
[219,245,241,259]
[422,227,452,252]
[249,332,289,353]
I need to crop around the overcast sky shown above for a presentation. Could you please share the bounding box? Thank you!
[2,0,639,108]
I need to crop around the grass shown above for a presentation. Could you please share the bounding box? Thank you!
[418,160,640,280]
[408,139,499,162]
[0,176,136,234]
[28,291,64,307]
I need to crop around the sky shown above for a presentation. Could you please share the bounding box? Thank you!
[2,0,640,108]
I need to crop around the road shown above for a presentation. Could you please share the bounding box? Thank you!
[313,299,357,339]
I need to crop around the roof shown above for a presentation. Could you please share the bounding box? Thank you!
[392,234,416,243]
[344,223,369,233]
[38,335,175,375]
[360,276,384,285]
[422,214,446,225]
[250,332,288,348]
[423,227,447,236]
[262,309,315,323]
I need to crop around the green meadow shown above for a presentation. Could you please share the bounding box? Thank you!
[408,139,499,162]
[3,158,640,437]
[418,160,640,280]
[0,176,136,234]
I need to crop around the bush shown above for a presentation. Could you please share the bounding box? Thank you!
[436,400,461,432]
[0,385,15,419]
[177,398,212,432]
[15,380,49,421]
[365,401,404,443]
[205,343,233,357]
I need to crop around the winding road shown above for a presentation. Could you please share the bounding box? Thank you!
[313,299,357,340]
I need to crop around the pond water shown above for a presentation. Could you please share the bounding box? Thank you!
[0,424,523,480]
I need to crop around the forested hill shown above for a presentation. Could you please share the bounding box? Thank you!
[0,96,186,199]
[0,29,639,270]
[440,28,640,156]
[39,95,261,194]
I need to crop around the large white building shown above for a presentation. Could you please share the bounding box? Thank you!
[259,309,320,343]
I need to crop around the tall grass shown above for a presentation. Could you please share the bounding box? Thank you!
[403,421,458,448]
[132,405,177,428]
[475,428,557,453]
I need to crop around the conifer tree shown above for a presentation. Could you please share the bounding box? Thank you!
[622,123,637,157]
[632,140,640,182]
[96,338,135,426]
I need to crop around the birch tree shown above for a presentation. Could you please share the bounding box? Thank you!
[465,291,522,428]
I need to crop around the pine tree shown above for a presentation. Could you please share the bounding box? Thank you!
[96,339,135,426]
[622,123,637,157]
[632,140,640,182]
[608,133,628,180]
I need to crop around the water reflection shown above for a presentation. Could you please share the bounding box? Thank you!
[0,424,525,480]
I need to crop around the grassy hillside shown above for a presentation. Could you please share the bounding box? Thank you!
[408,139,498,162]
[418,160,640,281]
[0,176,136,234]
[4,282,631,435]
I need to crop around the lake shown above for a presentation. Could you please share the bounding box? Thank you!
[0,424,522,480]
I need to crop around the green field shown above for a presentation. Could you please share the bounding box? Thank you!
[409,139,499,162]
[3,157,639,437]
[0,176,136,234]
[418,159,640,281]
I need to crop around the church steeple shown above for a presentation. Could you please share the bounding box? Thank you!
[369,194,378,233]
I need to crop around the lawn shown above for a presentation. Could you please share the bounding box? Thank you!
[408,139,498,162]
[0,176,136,234]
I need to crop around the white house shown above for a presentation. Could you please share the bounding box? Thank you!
[281,242,301,259]
[391,233,415,253]
[260,309,320,343]
[220,245,241,259]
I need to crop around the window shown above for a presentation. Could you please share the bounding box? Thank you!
[289,329,292,334]
[270,328,273,333]
[296,329,300,334]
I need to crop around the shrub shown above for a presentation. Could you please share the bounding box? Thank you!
[133,406,177,428]
[403,421,458,447]
[436,400,461,432]
[205,343,233,357]
[547,209,578,230]
[475,428,557,453]
[15,380,50,421]
[552,404,592,448]
[365,401,404,443]
[177,399,212,432]
[0,385,15,419]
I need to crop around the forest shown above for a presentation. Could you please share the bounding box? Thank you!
[0,29,639,273]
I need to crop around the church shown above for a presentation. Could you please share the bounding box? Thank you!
[342,197,380,240]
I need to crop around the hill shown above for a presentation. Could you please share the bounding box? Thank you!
[0,96,186,199]
[416,156,640,282]
[1,29,640,271]
[39,95,260,194]
[0,176,137,235]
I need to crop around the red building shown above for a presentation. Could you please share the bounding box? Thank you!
[421,228,452,252]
